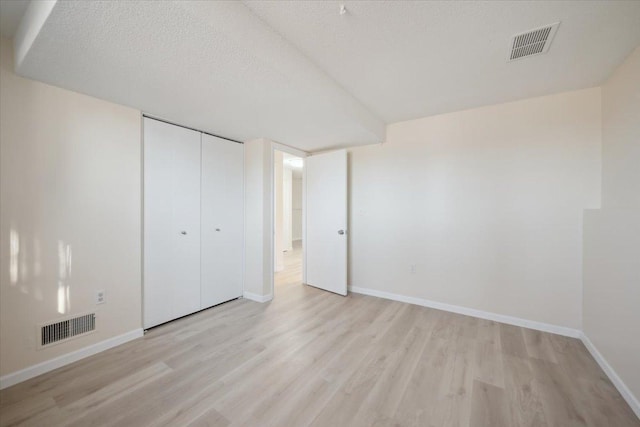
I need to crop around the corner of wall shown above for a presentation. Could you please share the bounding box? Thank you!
[12,0,56,71]
[243,138,276,299]
[581,46,640,417]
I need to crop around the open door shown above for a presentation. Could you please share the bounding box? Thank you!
[305,149,348,296]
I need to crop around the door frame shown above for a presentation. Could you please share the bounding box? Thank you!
[269,142,308,299]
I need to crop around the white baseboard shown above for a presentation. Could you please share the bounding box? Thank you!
[580,333,640,419]
[243,291,273,303]
[0,328,143,390]
[348,286,640,419]
[348,286,581,338]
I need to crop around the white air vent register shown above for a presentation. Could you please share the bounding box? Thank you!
[39,313,96,348]
[508,22,560,62]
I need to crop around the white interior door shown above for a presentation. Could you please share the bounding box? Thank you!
[305,149,348,296]
[144,118,201,328]
[201,134,244,308]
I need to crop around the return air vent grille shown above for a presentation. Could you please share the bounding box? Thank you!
[40,313,96,347]
[508,22,559,62]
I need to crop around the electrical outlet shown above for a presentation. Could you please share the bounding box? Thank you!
[96,290,106,304]
[410,264,417,274]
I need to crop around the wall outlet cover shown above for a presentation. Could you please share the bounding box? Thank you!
[96,290,106,304]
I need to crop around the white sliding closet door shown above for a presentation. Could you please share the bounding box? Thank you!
[144,118,202,328]
[201,134,244,308]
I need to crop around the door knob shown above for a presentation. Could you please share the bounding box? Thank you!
[338,229,345,235]
[215,228,221,232]
[180,231,187,235]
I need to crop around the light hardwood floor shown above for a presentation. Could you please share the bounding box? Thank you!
[1,244,638,426]
[274,240,303,291]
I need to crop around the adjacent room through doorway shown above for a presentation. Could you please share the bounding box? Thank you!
[274,150,304,293]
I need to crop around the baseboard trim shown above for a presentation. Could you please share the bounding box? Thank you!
[348,286,640,418]
[348,286,581,338]
[243,291,273,303]
[580,333,640,419]
[0,328,143,390]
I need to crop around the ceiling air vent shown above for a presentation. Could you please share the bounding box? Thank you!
[508,22,559,62]
[39,313,96,348]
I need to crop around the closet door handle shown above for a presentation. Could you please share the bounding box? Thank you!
[215,228,221,232]
[180,231,187,235]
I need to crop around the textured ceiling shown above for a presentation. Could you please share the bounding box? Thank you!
[245,0,640,123]
[10,1,640,151]
[12,1,384,152]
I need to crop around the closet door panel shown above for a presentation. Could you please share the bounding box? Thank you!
[144,118,202,328]
[201,135,244,308]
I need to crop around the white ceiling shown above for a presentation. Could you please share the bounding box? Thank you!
[246,0,640,123]
[7,1,640,151]
[0,0,29,38]
[11,1,384,152]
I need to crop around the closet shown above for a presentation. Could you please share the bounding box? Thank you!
[143,117,243,329]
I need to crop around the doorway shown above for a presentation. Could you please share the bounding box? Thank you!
[270,146,348,299]
[273,150,304,293]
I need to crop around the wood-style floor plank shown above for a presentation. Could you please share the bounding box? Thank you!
[502,354,549,427]
[470,380,510,427]
[1,243,638,427]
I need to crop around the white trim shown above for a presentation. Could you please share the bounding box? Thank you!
[0,328,143,390]
[241,143,246,314]
[349,286,639,417]
[243,291,273,303]
[348,286,581,338]
[580,333,640,419]
[272,142,307,159]
[302,153,307,286]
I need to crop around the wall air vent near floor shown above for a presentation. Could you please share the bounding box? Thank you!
[39,313,96,348]
[508,22,560,62]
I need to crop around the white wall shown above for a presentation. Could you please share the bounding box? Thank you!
[282,166,293,251]
[0,37,142,378]
[292,173,303,241]
[273,150,284,272]
[583,47,640,407]
[243,138,275,298]
[349,87,602,330]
